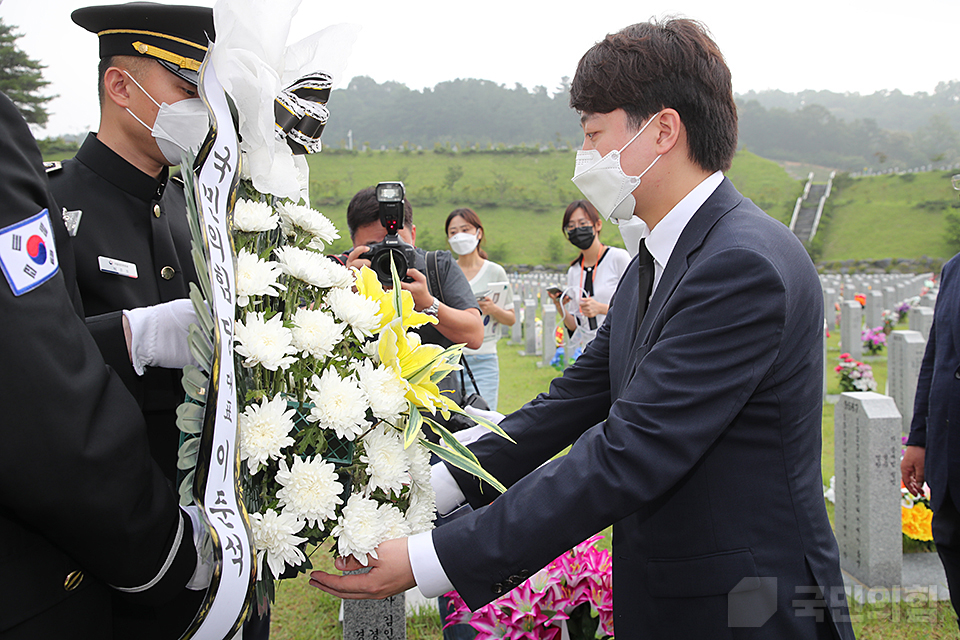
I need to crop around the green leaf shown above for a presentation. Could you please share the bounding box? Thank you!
[403,402,423,449]
[178,468,195,506]
[188,324,214,371]
[181,364,209,403]
[389,254,403,320]
[176,401,205,434]
[420,417,507,493]
[189,283,215,336]
[177,435,201,470]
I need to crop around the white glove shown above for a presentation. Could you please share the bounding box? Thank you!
[124,299,197,375]
[182,505,213,591]
[463,404,505,425]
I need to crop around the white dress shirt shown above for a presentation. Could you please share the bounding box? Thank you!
[408,170,725,598]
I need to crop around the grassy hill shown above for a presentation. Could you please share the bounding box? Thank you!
[306,148,802,266]
[816,170,959,262]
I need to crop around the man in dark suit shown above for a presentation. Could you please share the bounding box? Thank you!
[0,89,207,638]
[47,2,211,482]
[902,250,960,617]
[310,19,854,639]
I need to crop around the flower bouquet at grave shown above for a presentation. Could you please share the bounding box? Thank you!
[174,0,511,617]
[861,325,886,355]
[835,353,878,392]
[443,535,614,640]
[881,309,898,335]
[901,481,935,551]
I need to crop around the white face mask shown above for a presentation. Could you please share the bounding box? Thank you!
[448,231,480,256]
[123,71,210,165]
[571,111,662,221]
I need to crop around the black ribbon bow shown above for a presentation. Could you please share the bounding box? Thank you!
[274,72,333,155]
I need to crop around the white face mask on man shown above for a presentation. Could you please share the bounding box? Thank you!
[123,70,210,166]
[448,231,480,256]
[571,111,662,221]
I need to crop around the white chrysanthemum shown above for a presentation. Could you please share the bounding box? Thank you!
[405,439,432,489]
[404,484,437,535]
[278,201,340,244]
[275,246,352,289]
[306,368,369,441]
[276,456,343,527]
[290,307,345,359]
[361,425,409,496]
[233,198,279,233]
[327,286,381,338]
[249,509,307,579]
[360,338,381,363]
[236,249,285,306]
[355,360,407,423]
[235,311,298,371]
[378,503,410,539]
[239,394,296,472]
[332,493,386,566]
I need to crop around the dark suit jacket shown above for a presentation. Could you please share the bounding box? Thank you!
[0,92,198,638]
[907,252,960,512]
[437,178,853,639]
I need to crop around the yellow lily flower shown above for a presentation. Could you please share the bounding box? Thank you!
[353,266,436,331]
[378,318,459,417]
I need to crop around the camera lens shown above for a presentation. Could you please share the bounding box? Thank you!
[372,248,408,284]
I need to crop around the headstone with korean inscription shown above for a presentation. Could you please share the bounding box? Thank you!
[523,298,537,356]
[343,595,406,640]
[864,290,884,330]
[840,300,863,360]
[834,392,902,588]
[887,330,926,433]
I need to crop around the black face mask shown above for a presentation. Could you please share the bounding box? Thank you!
[567,226,596,250]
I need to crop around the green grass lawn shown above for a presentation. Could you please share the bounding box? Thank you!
[270,327,958,639]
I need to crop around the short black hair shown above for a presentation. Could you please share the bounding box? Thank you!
[570,18,738,173]
[346,187,414,239]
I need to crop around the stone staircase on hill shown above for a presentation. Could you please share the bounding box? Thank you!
[789,171,835,244]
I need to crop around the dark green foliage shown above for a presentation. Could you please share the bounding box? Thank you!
[0,19,53,125]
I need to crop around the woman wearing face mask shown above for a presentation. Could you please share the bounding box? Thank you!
[549,199,631,354]
[445,208,515,411]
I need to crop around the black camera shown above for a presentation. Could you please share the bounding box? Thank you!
[360,182,419,286]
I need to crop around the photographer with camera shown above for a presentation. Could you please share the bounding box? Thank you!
[335,184,483,354]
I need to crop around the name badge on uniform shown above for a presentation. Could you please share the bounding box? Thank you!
[0,208,60,296]
[98,256,138,279]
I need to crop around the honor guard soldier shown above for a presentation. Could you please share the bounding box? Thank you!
[47,2,213,483]
[0,89,210,639]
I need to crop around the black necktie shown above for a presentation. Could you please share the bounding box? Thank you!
[637,238,654,327]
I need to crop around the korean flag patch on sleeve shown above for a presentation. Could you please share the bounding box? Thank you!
[0,208,59,296]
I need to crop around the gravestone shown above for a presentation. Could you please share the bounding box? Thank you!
[840,300,863,360]
[882,287,897,314]
[522,298,537,356]
[542,305,557,368]
[823,287,836,325]
[865,290,884,330]
[887,331,926,433]
[509,289,522,345]
[834,392,902,588]
[920,293,937,308]
[343,566,406,640]
[909,306,934,340]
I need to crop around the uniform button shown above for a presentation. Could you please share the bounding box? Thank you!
[491,582,504,595]
[161,266,175,280]
[64,570,84,591]
[153,204,161,218]
[955,369,960,380]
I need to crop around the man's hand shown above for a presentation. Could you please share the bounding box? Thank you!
[309,538,415,600]
[901,445,926,497]
[123,299,199,375]
[401,268,433,310]
[344,245,372,270]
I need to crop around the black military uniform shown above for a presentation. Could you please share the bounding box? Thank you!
[48,135,197,479]
[0,88,201,640]
[46,2,212,482]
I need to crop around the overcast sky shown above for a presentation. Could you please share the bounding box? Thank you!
[4,0,960,138]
